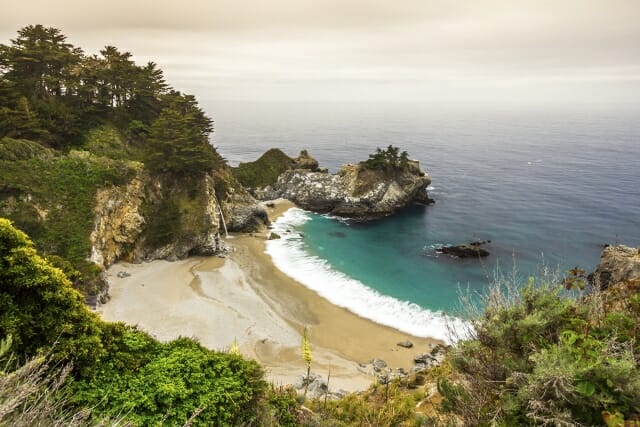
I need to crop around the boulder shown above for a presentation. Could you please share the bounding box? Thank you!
[293,150,320,171]
[397,340,413,348]
[591,245,640,289]
[371,358,388,372]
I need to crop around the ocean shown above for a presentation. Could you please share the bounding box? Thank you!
[212,102,640,341]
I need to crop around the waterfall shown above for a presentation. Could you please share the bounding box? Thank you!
[218,201,229,239]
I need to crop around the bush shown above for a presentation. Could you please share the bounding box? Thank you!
[438,276,640,426]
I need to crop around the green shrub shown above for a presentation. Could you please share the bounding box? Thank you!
[72,337,266,426]
[438,277,640,426]
[0,218,105,371]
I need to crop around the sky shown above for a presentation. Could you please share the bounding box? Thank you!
[2,0,640,108]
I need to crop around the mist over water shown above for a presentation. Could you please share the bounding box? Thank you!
[215,101,640,335]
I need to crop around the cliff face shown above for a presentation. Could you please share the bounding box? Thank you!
[89,167,267,268]
[593,245,640,289]
[256,159,432,220]
[89,168,147,266]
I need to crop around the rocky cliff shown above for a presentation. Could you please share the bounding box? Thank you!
[90,167,267,268]
[256,155,432,220]
[592,244,640,289]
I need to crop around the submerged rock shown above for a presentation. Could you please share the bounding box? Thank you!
[439,241,490,258]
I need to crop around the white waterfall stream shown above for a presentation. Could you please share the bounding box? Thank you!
[217,201,228,238]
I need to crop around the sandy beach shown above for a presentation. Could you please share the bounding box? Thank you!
[99,199,442,393]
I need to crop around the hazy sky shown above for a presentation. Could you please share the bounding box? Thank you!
[2,0,639,107]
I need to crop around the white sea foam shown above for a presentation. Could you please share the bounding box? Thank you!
[266,208,468,343]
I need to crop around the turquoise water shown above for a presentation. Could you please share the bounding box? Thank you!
[216,102,640,338]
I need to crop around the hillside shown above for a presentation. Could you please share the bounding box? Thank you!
[0,25,267,303]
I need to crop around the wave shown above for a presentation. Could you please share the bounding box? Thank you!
[265,208,467,343]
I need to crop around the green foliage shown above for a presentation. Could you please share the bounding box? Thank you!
[72,336,266,426]
[0,25,174,148]
[0,220,269,425]
[360,145,410,172]
[144,92,220,176]
[141,174,217,252]
[0,218,105,371]
[0,149,137,297]
[82,124,132,160]
[232,148,295,188]
[305,380,419,426]
[0,137,53,161]
[266,386,299,426]
[1,25,233,301]
[438,278,640,426]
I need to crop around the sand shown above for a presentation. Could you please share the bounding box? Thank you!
[99,198,442,393]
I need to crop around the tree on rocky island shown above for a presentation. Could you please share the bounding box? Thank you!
[360,144,410,172]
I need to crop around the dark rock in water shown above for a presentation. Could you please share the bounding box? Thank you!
[397,340,413,348]
[265,202,275,208]
[116,271,131,278]
[329,231,347,238]
[440,242,490,258]
[268,232,281,240]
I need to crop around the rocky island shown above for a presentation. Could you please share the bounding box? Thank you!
[237,145,433,220]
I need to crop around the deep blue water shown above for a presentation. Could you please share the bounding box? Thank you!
[211,102,640,338]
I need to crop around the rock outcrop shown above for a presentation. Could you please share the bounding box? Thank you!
[592,245,640,289]
[292,149,320,171]
[90,167,267,267]
[256,157,432,220]
[438,241,491,259]
[89,166,147,266]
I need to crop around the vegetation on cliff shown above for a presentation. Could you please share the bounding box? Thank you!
[433,273,640,426]
[0,25,252,300]
[232,147,296,188]
[360,144,410,172]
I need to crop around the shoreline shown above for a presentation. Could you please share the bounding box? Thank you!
[99,199,443,393]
